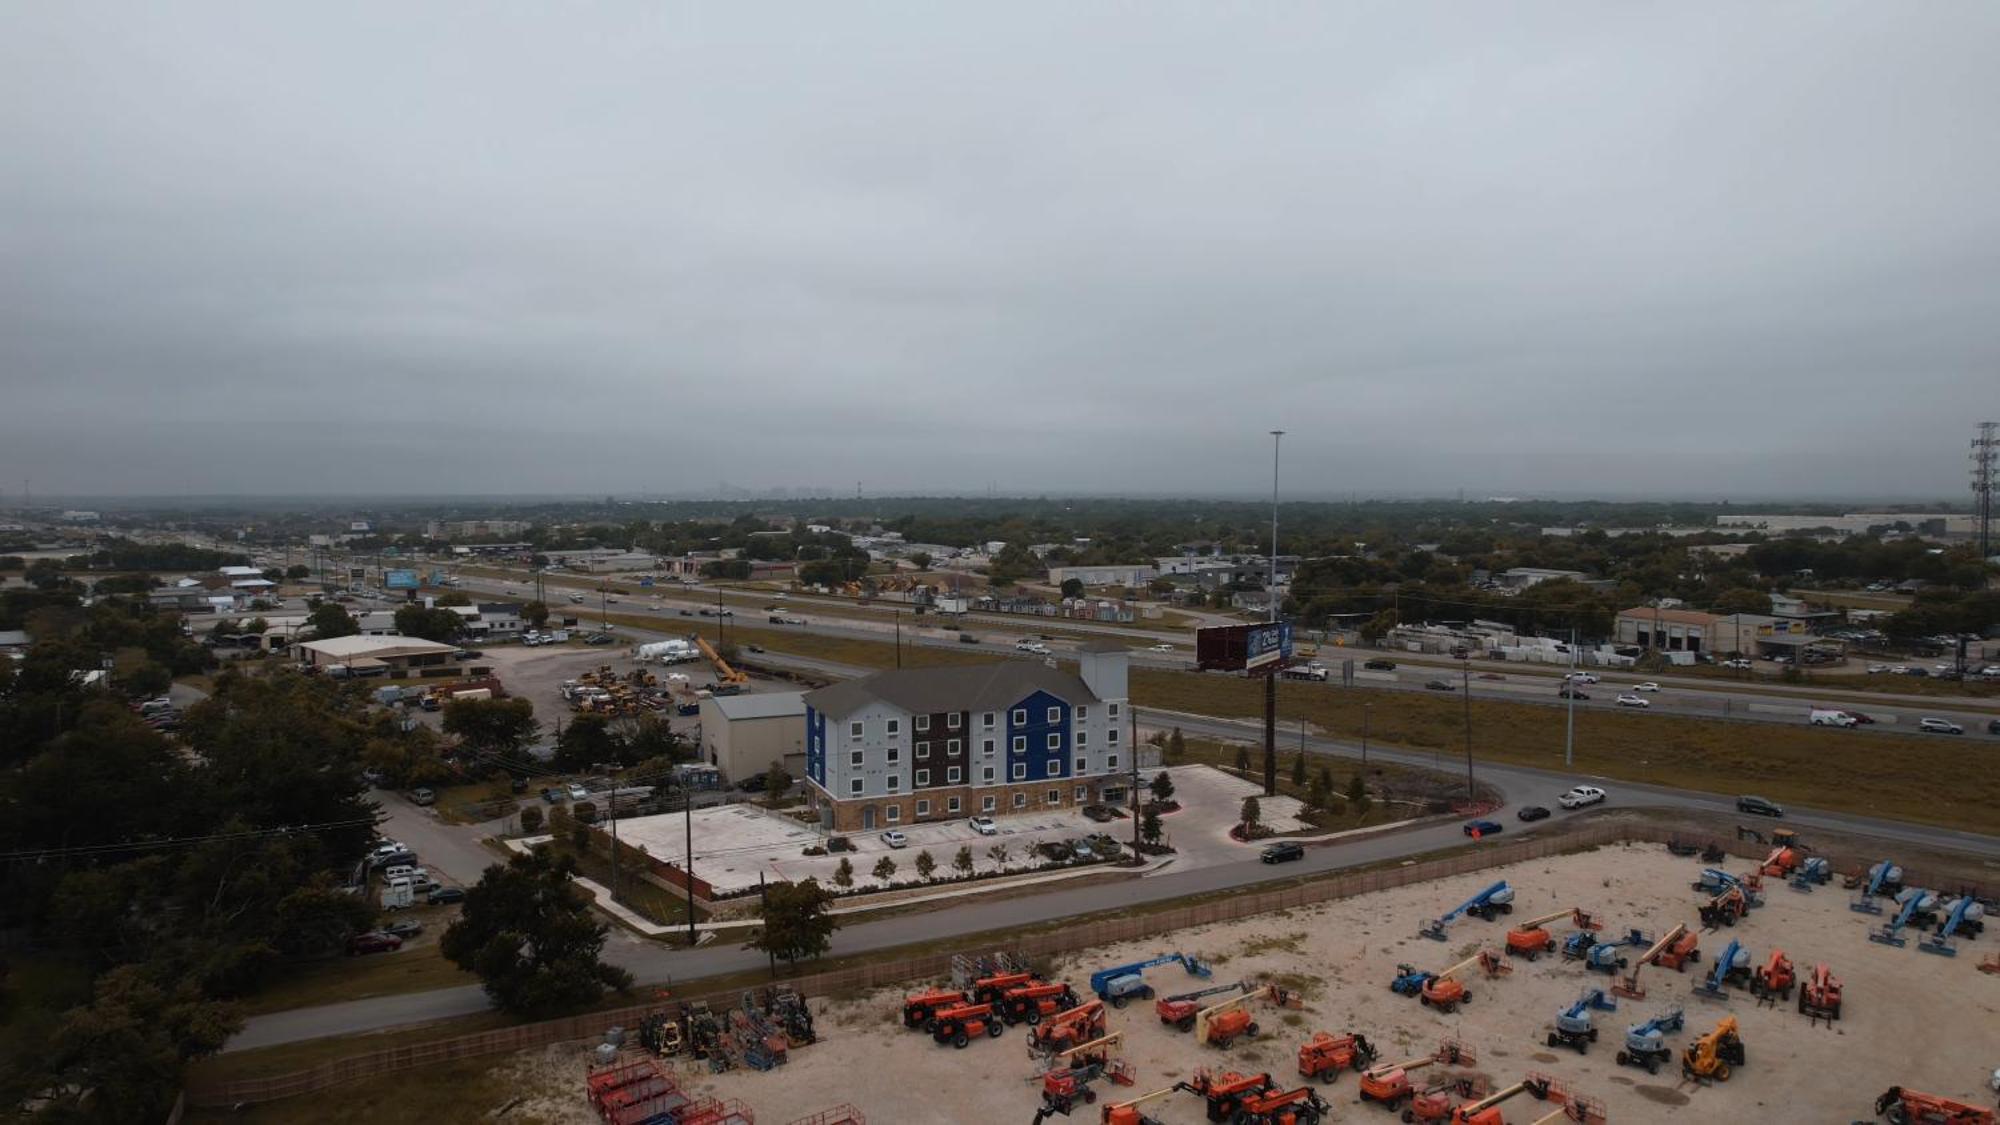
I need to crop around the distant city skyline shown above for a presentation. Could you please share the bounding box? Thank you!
[4,5,1997,498]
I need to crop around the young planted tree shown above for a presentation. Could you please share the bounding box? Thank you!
[1140,807,1164,846]
[1168,727,1186,761]
[952,846,975,876]
[519,805,544,834]
[745,877,839,967]
[914,850,937,880]
[1149,770,1176,805]
[1233,745,1250,772]
[1240,795,1262,835]
[872,855,898,883]
[832,856,855,888]
[986,844,1012,869]
[1290,753,1307,786]
[1306,773,1332,812]
[1347,775,1371,815]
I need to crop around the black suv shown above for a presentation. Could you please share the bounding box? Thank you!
[1364,659,1397,671]
[1736,795,1784,817]
[1261,841,1305,864]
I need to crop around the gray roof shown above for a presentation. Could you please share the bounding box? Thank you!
[1075,639,1130,654]
[0,630,30,647]
[710,691,806,721]
[805,661,1100,719]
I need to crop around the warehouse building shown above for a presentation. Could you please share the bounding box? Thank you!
[699,691,807,785]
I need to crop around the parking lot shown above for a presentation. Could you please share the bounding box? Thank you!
[604,764,1309,897]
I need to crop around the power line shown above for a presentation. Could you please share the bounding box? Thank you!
[0,817,379,863]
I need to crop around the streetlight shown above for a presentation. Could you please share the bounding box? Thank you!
[1261,430,1284,797]
[1461,655,1475,799]
[1362,703,1371,770]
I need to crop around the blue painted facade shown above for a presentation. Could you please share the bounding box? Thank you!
[1006,689,1070,783]
[804,706,826,787]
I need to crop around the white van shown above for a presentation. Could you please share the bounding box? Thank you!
[1809,709,1856,728]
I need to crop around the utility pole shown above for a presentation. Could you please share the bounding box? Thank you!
[1564,626,1577,768]
[717,586,725,647]
[894,611,902,669]
[1361,704,1371,770]
[1461,657,1475,798]
[1129,705,1142,859]
[684,791,697,945]
[1263,429,1284,798]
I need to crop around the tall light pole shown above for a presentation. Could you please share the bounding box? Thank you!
[1564,626,1577,768]
[1461,656,1475,798]
[1262,430,1285,797]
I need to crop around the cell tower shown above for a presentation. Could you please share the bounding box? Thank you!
[1974,421,1998,558]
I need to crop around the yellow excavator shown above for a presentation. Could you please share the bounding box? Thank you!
[1680,1015,1745,1082]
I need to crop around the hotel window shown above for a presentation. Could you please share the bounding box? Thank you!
[915,769,930,786]
[850,750,864,767]
[1108,755,1119,770]
[984,795,998,812]
[1013,792,1027,809]
[948,713,962,729]
[1108,703,1120,718]
[1046,733,1060,750]
[947,739,961,754]
[983,739,996,756]
[948,766,962,783]
[948,796,962,813]
[915,715,930,731]
[983,712,995,729]
[916,742,930,760]
[1107,728,1120,744]
[1074,758,1087,773]
[849,778,863,796]
[983,766,996,783]
[1074,785,1088,801]
[1012,709,1027,726]
[1047,706,1060,723]
[1012,736,1026,753]
[1076,731,1088,746]
[886,804,901,822]
[1012,763,1026,781]
[849,721,864,739]
[1076,706,1088,720]
[916,799,930,816]
[885,719,899,736]
[1046,789,1060,805]
[1046,761,1060,777]
[886,747,899,764]
[886,776,900,793]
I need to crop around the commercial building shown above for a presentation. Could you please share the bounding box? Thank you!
[698,691,807,784]
[296,634,459,677]
[1046,564,1159,589]
[1615,608,1722,653]
[1494,567,1592,590]
[803,642,1133,832]
[426,519,532,539]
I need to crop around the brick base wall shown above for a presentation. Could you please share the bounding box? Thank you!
[809,779,1110,833]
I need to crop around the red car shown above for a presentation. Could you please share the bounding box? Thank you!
[1845,711,1876,725]
[346,932,403,956]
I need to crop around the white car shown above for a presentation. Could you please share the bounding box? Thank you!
[665,672,690,683]
[1917,718,1964,735]
[1631,682,1661,693]
[1016,641,1051,655]
[1558,785,1607,809]
[1865,664,1888,674]
[1149,643,1175,652]
[968,816,998,836]
[1615,694,1650,708]
[1563,672,1599,684]
[566,782,590,801]
[880,830,910,848]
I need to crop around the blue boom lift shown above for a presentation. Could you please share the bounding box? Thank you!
[1848,859,1900,915]
[1614,1008,1685,1075]
[1918,895,1985,958]
[1090,953,1211,1006]
[1870,888,1931,948]
[1418,880,1515,940]
[1546,989,1617,1054]
[1585,930,1653,973]
[1693,940,1750,1000]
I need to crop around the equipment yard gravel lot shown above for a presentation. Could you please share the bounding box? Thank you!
[436,843,2000,1124]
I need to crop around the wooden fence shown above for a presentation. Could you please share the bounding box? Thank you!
[184,819,1979,1108]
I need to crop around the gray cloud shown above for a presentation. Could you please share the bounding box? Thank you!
[4,3,1998,499]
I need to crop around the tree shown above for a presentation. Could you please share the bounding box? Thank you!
[123,659,172,699]
[523,600,550,628]
[30,964,242,1123]
[1240,795,1262,834]
[1347,775,1370,815]
[952,846,975,876]
[1149,770,1176,805]
[1317,764,1334,792]
[285,564,310,580]
[1709,587,1771,616]
[1168,726,1185,761]
[1140,807,1163,846]
[1306,773,1332,811]
[914,850,937,880]
[764,763,793,797]
[745,877,839,967]
[1359,608,1399,643]
[1233,745,1250,772]
[909,552,933,571]
[308,601,360,639]
[394,604,464,643]
[700,559,753,580]
[1060,578,1085,599]
[555,714,620,772]
[519,805,544,834]
[986,843,1012,868]
[440,847,633,1018]
[872,855,898,883]
[436,591,472,608]
[832,857,855,888]
[1290,753,1307,786]
[443,697,540,759]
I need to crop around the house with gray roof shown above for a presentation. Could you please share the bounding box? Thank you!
[803,644,1132,832]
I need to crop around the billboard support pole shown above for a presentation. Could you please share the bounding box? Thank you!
[1265,428,1284,798]
[1263,668,1277,796]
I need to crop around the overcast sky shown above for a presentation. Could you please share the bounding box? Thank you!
[5,4,1999,501]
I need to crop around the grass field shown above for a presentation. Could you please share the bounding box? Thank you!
[1129,668,1998,833]
[241,941,476,1017]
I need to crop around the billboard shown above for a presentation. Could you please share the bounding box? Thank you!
[1244,621,1293,670]
[384,569,420,590]
[1196,622,1294,672]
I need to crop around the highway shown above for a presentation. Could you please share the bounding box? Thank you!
[444,569,2000,740]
